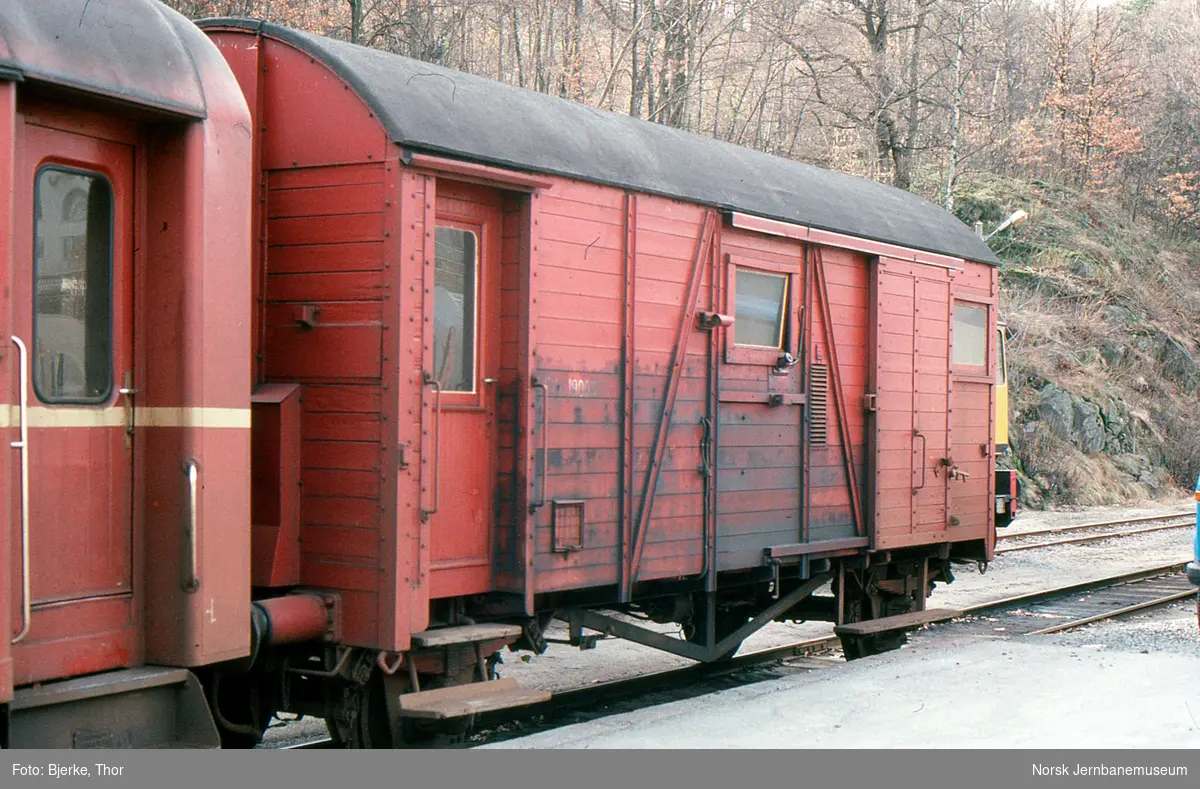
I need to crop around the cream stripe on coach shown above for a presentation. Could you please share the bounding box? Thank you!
[0,406,251,429]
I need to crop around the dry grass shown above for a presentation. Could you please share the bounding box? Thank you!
[955,173,1200,507]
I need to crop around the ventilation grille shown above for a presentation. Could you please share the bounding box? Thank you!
[809,363,828,445]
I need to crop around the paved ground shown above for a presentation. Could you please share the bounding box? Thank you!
[482,635,1200,748]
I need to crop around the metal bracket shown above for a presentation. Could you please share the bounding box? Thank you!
[696,311,734,330]
[295,304,320,329]
[565,616,603,650]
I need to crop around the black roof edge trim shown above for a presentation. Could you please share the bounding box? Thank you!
[198,16,997,267]
[400,144,973,264]
[0,64,24,82]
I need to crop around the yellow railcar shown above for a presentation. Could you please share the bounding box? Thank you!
[994,323,1018,527]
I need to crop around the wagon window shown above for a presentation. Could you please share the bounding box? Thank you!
[734,269,788,349]
[433,226,478,392]
[32,168,113,403]
[952,303,988,368]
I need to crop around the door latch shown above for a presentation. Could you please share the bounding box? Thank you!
[119,370,138,444]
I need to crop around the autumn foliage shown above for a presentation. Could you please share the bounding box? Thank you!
[161,0,1200,234]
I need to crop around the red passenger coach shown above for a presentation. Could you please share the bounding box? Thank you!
[1,1,252,746]
[2,2,1003,750]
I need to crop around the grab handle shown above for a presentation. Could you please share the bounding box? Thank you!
[531,377,549,512]
[182,459,201,593]
[912,430,927,494]
[10,336,30,644]
[421,372,442,522]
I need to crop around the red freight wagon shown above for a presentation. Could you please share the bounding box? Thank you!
[195,19,1000,747]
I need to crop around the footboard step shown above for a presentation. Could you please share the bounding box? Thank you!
[397,678,551,720]
[411,623,523,647]
[834,608,963,637]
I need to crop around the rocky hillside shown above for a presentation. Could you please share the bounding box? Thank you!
[951,175,1200,507]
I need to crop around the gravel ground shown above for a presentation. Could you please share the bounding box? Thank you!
[259,494,1196,747]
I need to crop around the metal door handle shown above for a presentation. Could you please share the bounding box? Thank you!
[482,378,498,384]
[119,373,138,437]
[10,336,30,644]
[531,377,549,513]
[182,459,200,593]
[912,429,927,494]
[421,372,442,522]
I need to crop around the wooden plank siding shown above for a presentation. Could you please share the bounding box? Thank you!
[947,258,1000,553]
[263,162,390,646]
[532,193,718,590]
[868,254,999,551]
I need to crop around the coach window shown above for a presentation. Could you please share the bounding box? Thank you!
[32,167,113,404]
[725,255,798,365]
[433,225,478,392]
[952,302,988,371]
[996,328,1007,385]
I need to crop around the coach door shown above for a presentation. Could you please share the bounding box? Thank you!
[869,257,952,550]
[9,118,136,684]
[426,183,501,599]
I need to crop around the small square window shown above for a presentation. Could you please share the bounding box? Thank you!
[734,269,788,349]
[952,303,988,367]
[724,255,798,366]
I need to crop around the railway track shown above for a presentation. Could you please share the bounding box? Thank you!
[274,560,1195,749]
[995,510,1192,553]
[949,561,1194,635]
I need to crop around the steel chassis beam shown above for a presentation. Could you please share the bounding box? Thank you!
[564,573,831,663]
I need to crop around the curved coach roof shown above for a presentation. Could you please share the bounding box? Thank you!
[0,0,209,117]
[202,18,998,265]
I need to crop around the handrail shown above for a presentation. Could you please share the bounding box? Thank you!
[10,336,30,644]
[531,377,549,512]
[421,372,442,522]
[182,459,200,593]
[913,429,927,494]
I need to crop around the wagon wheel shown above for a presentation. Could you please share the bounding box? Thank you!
[836,569,912,660]
[333,658,494,748]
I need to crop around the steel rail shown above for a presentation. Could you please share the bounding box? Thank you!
[995,521,1192,554]
[1025,589,1198,635]
[956,561,1188,618]
[996,511,1192,542]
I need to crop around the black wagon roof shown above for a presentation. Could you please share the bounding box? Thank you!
[202,18,997,265]
[0,0,209,117]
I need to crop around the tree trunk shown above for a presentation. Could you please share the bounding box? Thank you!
[945,11,966,212]
[348,0,363,45]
